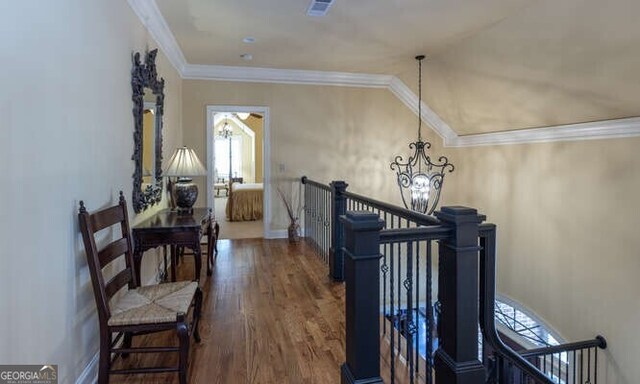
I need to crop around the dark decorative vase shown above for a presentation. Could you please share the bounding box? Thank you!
[288,222,300,243]
[174,177,198,214]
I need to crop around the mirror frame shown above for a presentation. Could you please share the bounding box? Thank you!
[131,49,164,213]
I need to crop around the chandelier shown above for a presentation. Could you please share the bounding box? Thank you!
[390,55,454,215]
[218,119,233,139]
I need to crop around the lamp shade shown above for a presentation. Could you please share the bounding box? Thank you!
[164,146,206,177]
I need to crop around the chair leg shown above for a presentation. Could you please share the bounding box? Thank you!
[98,330,111,384]
[121,332,132,358]
[193,288,203,342]
[177,315,190,384]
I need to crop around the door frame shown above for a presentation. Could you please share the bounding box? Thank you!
[206,105,271,238]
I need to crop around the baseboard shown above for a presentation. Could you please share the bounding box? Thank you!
[264,227,306,239]
[75,351,99,384]
[264,229,288,239]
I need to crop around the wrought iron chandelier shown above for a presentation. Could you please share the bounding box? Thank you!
[218,119,233,139]
[390,55,454,215]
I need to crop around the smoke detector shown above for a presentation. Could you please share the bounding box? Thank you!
[307,0,335,16]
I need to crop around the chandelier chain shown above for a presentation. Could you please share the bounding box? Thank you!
[418,57,422,142]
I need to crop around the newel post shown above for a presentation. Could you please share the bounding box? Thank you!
[330,180,348,281]
[434,206,486,384]
[341,211,385,384]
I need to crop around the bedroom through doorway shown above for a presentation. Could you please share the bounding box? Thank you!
[208,109,266,240]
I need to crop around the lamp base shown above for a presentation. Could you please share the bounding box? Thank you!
[173,178,198,214]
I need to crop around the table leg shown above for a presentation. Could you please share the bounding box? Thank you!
[207,224,213,276]
[170,245,177,282]
[194,243,202,282]
[163,245,168,282]
[214,222,220,253]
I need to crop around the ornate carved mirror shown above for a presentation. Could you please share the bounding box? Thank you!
[131,49,164,213]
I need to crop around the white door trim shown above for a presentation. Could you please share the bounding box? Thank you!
[206,105,271,238]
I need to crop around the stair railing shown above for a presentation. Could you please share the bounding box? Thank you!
[301,177,606,384]
[479,224,555,384]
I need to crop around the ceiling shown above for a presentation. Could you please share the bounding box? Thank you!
[155,0,640,135]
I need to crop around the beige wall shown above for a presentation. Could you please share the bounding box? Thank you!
[244,115,264,182]
[0,1,182,382]
[182,80,425,230]
[443,138,640,383]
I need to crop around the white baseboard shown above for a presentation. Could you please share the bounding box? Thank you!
[264,227,306,239]
[264,229,287,239]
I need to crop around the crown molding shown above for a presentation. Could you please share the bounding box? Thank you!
[130,0,640,147]
[387,77,458,142]
[449,117,640,147]
[127,0,187,73]
[182,63,393,87]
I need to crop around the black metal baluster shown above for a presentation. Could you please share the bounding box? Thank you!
[573,351,578,384]
[383,211,389,336]
[323,189,328,260]
[587,347,592,384]
[381,244,388,335]
[314,186,318,250]
[303,184,307,236]
[550,353,554,381]
[594,347,598,384]
[308,185,312,242]
[397,234,402,351]
[426,240,433,384]
[318,187,321,255]
[566,351,570,384]
[319,188,323,258]
[415,240,420,375]
[390,237,396,384]
[406,241,415,384]
[315,186,319,252]
[580,349,584,384]
[326,189,330,262]
[311,186,316,249]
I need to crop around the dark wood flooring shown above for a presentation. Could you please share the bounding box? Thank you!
[110,238,345,384]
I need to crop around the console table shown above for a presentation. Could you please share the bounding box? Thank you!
[132,208,219,284]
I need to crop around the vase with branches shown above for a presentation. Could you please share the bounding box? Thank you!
[277,185,303,243]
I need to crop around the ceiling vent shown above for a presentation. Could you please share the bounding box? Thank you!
[307,0,335,16]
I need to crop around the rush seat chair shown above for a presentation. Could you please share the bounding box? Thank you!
[78,192,202,384]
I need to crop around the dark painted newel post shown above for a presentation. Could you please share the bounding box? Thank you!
[330,180,348,281]
[434,206,486,384]
[341,211,385,384]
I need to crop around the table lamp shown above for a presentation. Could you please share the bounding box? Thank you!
[164,146,207,213]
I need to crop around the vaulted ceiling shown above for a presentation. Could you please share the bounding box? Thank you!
[155,0,640,136]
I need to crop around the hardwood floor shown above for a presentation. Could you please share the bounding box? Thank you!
[111,238,345,384]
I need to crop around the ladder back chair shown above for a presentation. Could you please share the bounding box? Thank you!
[78,192,202,384]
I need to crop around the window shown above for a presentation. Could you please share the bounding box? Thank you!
[494,298,561,348]
[215,136,242,180]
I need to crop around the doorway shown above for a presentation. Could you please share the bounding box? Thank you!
[206,106,270,239]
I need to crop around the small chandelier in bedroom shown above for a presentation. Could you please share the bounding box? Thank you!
[218,119,233,139]
[390,55,454,215]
